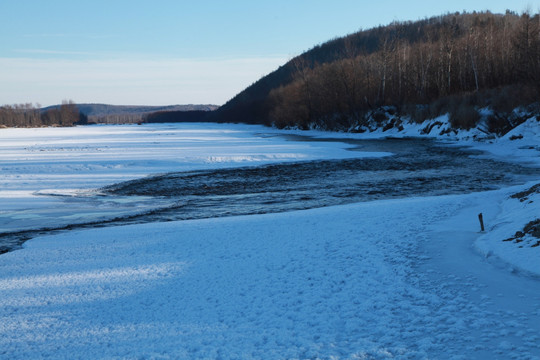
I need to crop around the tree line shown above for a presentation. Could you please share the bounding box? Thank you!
[144,110,213,123]
[214,11,540,131]
[0,100,88,128]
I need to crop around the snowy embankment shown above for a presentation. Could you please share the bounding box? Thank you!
[283,113,540,276]
[425,114,540,276]
[399,115,540,276]
[1,193,539,359]
[475,182,540,276]
[0,121,539,358]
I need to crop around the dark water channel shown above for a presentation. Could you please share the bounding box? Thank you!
[2,136,539,253]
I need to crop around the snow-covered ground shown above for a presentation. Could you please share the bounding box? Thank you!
[1,121,539,359]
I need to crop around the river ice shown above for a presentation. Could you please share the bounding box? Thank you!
[0,123,388,236]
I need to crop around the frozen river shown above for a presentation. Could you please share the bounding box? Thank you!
[1,125,539,253]
[103,137,538,220]
[2,123,540,359]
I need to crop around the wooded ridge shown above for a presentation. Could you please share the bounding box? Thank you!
[0,103,217,127]
[0,101,87,128]
[210,10,540,133]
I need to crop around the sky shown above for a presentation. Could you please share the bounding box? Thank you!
[0,0,537,107]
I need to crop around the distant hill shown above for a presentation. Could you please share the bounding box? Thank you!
[212,10,540,132]
[75,104,218,117]
[42,104,218,124]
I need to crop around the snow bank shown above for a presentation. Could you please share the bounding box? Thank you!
[2,194,539,359]
[281,114,540,277]
[472,116,540,168]
[476,181,540,276]
[282,112,540,167]
[384,115,540,276]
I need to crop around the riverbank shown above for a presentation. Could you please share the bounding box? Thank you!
[1,190,539,359]
[283,113,540,276]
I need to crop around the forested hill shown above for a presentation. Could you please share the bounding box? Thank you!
[72,104,218,117]
[211,11,540,132]
[48,104,218,124]
[0,103,218,127]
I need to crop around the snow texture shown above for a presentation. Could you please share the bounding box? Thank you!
[1,121,540,359]
[475,181,540,276]
[1,194,539,359]
[0,123,387,195]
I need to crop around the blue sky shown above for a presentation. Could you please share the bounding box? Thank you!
[0,0,537,106]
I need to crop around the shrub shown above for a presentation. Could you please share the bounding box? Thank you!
[371,110,388,124]
[402,104,430,124]
[489,85,539,114]
[449,102,480,130]
[487,114,511,135]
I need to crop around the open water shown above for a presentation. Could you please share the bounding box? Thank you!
[1,136,539,253]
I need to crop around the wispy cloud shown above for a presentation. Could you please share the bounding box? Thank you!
[23,33,76,38]
[14,49,98,56]
[23,33,118,40]
[0,56,287,106]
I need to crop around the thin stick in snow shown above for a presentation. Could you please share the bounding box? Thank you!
[478,213,485,232]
